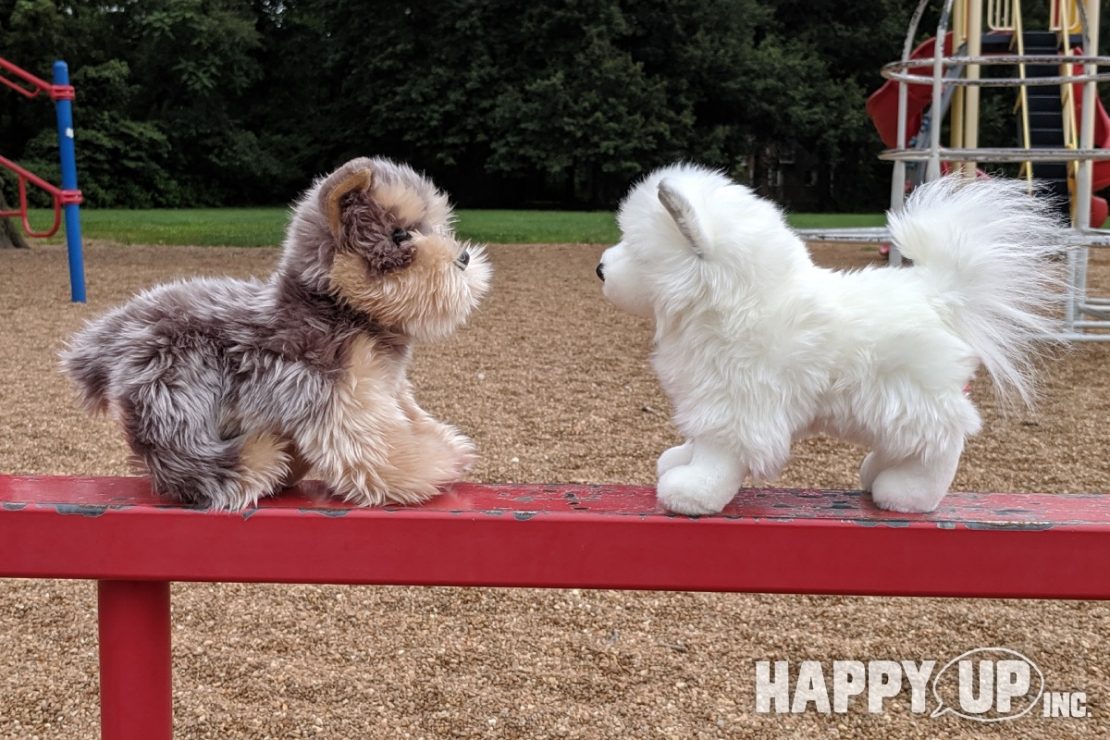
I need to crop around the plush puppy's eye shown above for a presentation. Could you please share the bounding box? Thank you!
[391,228,410,245]
[456,250,470,270]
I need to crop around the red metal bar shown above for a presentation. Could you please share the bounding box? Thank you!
[98,580,172,740]
[0,58,84,240]
[1,475,1109,599]
[0,56,73,100]
[0,154,65,198]
[0,56,51,98]
[0,153,81,238]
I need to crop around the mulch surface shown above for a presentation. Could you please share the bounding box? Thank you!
[1,241,1108,738]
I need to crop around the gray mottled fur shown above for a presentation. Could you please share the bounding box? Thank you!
[60,157,488,508]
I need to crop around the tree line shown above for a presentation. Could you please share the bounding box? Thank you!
[1,1,1102,212]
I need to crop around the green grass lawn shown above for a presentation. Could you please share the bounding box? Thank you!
[27,207,885,247]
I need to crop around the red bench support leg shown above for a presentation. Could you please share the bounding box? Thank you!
[98,580,172,740]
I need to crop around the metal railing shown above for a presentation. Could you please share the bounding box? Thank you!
[1013,0,1035,188]
[0,58,83,237]
[803,0,1110,340]
[0,57,86,301]
[1051,0,1082,33]
[987,0,1014,31]
[0,154,82,238]
[0,56,74,101]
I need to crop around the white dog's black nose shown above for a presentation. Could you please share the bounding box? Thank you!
[596,263,605,282]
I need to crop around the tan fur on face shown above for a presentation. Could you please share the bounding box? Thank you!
[373,181,433,229]
[326,168,374,236]
[328,233,480,341]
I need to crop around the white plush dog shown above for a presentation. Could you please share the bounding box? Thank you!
[597,164,1064,514]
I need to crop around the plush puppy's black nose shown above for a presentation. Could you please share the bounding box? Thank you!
[596,263,605,282]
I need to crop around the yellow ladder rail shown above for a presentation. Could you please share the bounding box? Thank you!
[1057,0,1081,226]
[1012,0,1034,188]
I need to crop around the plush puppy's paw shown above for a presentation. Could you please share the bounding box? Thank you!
[656,441,694,477]
[656,465,737,516]
[444,430,478,476]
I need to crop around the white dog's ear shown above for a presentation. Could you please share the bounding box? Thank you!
[658,180,708,257]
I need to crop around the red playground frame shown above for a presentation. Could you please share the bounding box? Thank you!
[1,475,1108,739]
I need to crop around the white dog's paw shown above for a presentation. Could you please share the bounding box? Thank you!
[859,451,881,492]
[657,465,737,516]
[865,444,961,513]
[869,470,947,513]
[656,442,694,477]
[870,489,943,513]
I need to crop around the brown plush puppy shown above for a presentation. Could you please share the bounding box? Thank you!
[61,157,491,509]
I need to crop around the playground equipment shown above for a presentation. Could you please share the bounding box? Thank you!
[1,474,1109,738]
[0,57,85,302]
[799,0,1110,341]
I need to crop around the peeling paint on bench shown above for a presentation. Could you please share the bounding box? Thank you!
[2,474,1107,740]
[0,475,1108,599]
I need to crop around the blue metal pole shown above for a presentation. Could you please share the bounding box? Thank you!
[53,60,85,303]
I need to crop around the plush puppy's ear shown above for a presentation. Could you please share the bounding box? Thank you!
[325,163,416,273]
[658,180,707,258]
[325,166,374,237]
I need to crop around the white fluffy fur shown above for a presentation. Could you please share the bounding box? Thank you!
[598,164,1065,514]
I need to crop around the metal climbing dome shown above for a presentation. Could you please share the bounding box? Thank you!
[800,0,1110,341]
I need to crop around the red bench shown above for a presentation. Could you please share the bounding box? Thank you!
[2,475,1108,738]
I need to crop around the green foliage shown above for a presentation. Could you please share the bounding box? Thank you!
[22,60,179,207]
[484,11,677,205]
[3,1,1100,212]
[319,0,781,206]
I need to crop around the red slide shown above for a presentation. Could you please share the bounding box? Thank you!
[867,35,953,149]
[867,36,1110,227]
[1070,52,1110,226]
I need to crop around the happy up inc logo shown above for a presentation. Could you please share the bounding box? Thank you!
[755,648,1088,721]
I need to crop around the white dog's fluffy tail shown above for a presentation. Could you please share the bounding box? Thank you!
[887,175,1067,408]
